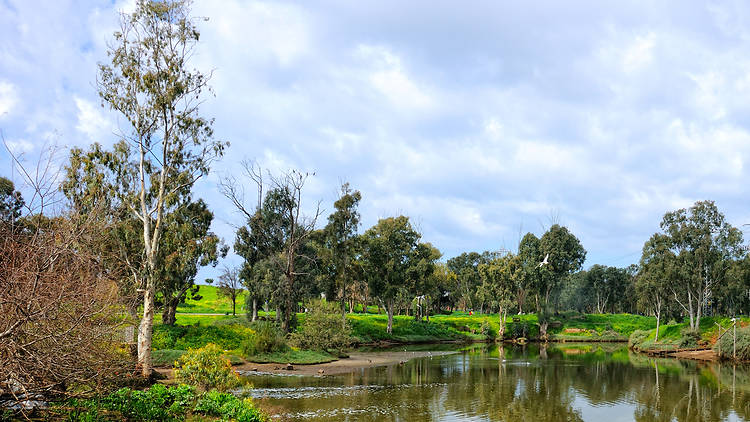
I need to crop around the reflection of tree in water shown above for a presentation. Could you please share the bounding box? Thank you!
[249,344,750,421]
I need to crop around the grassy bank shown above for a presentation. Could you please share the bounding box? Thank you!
[177,284,248,315]
[628,316,750,356]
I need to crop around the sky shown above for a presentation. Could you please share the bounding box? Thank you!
[2,0,750,281]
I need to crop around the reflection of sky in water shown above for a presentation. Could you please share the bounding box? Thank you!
[573,394,636,422]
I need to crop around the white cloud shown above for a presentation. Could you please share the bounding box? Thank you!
[356,44,435,111]
[5,138,33,154]
[73,96,113,142]
[0,81,18,117]
[622,32,656,72]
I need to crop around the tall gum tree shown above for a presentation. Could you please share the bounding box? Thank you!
[96,0,225,376]
[657,200,743,331]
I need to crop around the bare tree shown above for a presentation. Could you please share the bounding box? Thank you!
[217,266,244,316]
[1,142,126,416]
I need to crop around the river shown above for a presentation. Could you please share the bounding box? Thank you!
[238,343,750,421]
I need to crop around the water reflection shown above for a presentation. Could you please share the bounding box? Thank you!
[239,343,750,421]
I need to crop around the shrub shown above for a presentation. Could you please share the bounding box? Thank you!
[715,325,750,361]
[679,328,701,348]
[480,319,496,340]
[510,321,530,339]
[194,390,266,422]
[241,322,288,356]
[629,330,649,350]
[173,344,239,392]
[53,384,266,421]
[290,299,352,352]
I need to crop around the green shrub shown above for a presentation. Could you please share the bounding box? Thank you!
[241,322,288,357]
[194,390,265,422]
[153,323,254,350]
[629,330,649,350]
[290,299,352,352]
[54,384,265,421]
[510,321,530,339]
[715,325,750,361]
[174,344,239,392]
[480,319,496,340]
[679,328,701,348]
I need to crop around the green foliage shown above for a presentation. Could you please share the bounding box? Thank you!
[194,390,265,422]
[153,322,254,350]
[241,322,288,357]
[678,327,702,348]
[55,384,265,421]
[480,319,496,340]
[173,344,239,392]
[290,299,352,352]
[715,326,750,361]
[628,330,650,350]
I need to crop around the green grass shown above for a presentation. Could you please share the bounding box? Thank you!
[177,284,248,314]
[628,316,750,353]
[153,322,255,351]
[244,349,337,364]
[151,349,244,367]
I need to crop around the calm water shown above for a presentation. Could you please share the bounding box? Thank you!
[239,343,750,421]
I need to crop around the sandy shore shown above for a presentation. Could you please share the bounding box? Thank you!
[235,350,456,376]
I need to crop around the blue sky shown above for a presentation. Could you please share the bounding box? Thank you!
[2,0,750,281]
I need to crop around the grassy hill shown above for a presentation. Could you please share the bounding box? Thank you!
[176,284,247,314]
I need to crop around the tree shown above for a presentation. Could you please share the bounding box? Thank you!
[361,216,421,334]
[158,199,226,325]
[0,176,24,224]
[538,224,586,310]
[318,183,362,326]
[217,266,244,316]
[406,242,442,322]
[584,265,629,314]
[96,0,225,376]
[479,253,520,338]
[656,200,743,330]
[222,164,320,333]
[517,233,542,313]
[637,234,674,342]
[446,251,497,312]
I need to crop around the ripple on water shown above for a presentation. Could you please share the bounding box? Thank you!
[243,383,447,400]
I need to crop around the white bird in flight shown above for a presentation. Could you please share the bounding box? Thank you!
[538,253,549,268]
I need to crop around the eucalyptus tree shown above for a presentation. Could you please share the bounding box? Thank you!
[637,234,674,341]
[222,163,321,332]
[517,233,542,312]
[655,200,743,330]
[478,253,520,338]
[318,183,362,325]
[406,242,442,321]
[584,265,630,314]
[538,224,586,310]
[92,0,225,375]
[361,216,421,333]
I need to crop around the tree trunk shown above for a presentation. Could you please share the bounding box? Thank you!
[232,296,236,316]
[137,285,155,377]
[387,299,394,334]
[654,306,661,343]
[499,308,506,339]
[251,298,258,322]
[341,298,347,330]
[161,301,177,325]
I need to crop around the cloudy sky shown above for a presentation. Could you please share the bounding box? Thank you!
[2,0,750,279]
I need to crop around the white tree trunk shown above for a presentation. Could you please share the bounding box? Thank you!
[137,285,155,377]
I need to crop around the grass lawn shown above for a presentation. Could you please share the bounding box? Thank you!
[176,284,248,314]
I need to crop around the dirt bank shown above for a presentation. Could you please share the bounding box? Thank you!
[235,350,456,376]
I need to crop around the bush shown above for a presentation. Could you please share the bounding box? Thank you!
[241,322,288,357]
[679,328,701,348]
[290,299,352,352]
[480,319,496,340]
[173,344,239,392]
[153,323,254,351]
[510,321,530,339]
[629,330,649,350]
[194,390,265,422]
[53,384,266,421]
[715,325,750,361]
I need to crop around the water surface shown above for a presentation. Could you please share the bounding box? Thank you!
[239,343,750,421]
